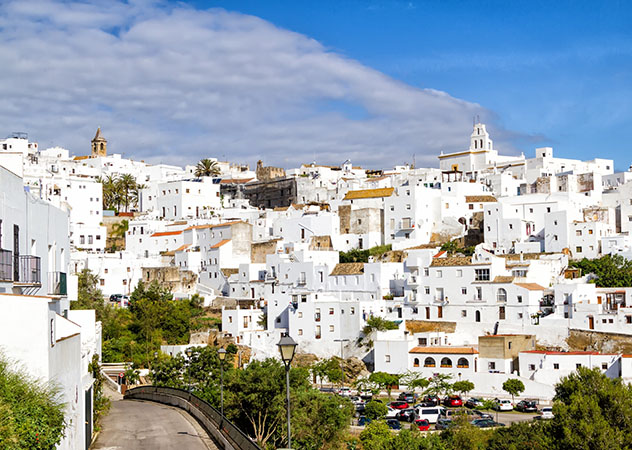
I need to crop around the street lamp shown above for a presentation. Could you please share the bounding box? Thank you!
[185,347,193,392]
[218,348,227,417]
[277,334,297,450]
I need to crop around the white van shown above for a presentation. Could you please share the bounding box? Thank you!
[416,406,444,424]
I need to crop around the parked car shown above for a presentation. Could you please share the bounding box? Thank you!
[442,408,476,420]
[337,387,351,397]
[359,390,373,401]
[493,399,513,411]
[472,410,492,419]
[388,401,409,410]
[434,418,454,430]
[443,395,463,407]
[421,395,441,406]
[414,419,430,431]
[465,397,485,408]
[319,387,336,394]
[536,407,554,420]
[398,391,416,403]
[385,407,400,418]
[472,418,505,428]
[358,416,371,426]
[515,400,538,413]
[395,408,417,423]
[385,419,401,430]
[109,293,123,302]
[415,406,444,424]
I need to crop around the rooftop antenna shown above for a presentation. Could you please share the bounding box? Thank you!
[412,153,416,169]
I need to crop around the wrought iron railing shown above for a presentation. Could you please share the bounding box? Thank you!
[0,249,12,281]
[15,255,41,285]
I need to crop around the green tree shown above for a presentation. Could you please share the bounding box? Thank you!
[364,400,388,420]
[88,355,110,432]
[487,420,554,450]
[401,370,430,398]
[426,373,453,398]
[452,380,475,397]
[118,173,138,212]
[98,174,121,211]
[292,389,354,450]
[0,354,66,448]
[110,219,129,239]
[551,366,632,449]
[502,379,525,403]
[368,372,400,400]
[359,421,393,450]
[195,158,221,177]
[71,269,106,318]
[569,254,632,287]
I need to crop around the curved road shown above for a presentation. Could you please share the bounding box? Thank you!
[94,396,216,450]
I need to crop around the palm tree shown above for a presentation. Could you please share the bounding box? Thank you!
[195,158,221,177]
[118,174,137,212]
[98,174,121,211]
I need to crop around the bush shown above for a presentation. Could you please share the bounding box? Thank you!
[364,400,388,420]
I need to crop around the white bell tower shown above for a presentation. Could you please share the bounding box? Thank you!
[470,122,493,152]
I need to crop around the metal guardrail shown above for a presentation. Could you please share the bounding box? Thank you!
[0,249,11,281]
[125,385,261,450]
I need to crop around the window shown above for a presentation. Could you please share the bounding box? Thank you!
[461,310,467,317]
[441,357,452,368]
[425,286,430,295]
[626,315,632,324]
[509,224,513,230]
[469,204,474,210]
[436,270,442,278]
[517,295,523,303]
[576,230,582,236]
[315,308,321,322]
[301,295,307,303]
[413,358,420,367]
[100,279,104,286]
[298,312,303,318]
[350,307,355,315]
[475,269,490,281]
[461,287,467,295]
[298,329,303,336]
[508,342,512,350]
[315,326,321,339]
[385,355,391,363]
[418,338,427,346]
[456,269,463,277]
[497,288,507,302]
[424,357,435,368]
[602,363,608,370]
[457,358,469,368]
[329,325,334,332]
[488,362,496,370]
[576,246,582,253]
[424,268,429,276]
[528,364,535,371]
[406,204,411,210]
[329,308,334,315]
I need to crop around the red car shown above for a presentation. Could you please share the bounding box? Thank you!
[388,401,409,410]
[443,395,463,407]
[414,419,430,431]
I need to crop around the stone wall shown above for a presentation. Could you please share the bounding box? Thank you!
[251,239,279,263]
[567,329,632,354]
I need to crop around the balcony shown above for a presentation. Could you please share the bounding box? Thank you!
[15,255,41,286]
[48,272,67,296]
[0,249,12,281]
[398,218,414,230]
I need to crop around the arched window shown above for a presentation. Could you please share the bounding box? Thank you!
[457,358,469,368]
[413,358,420,367]
[475,310,481,322]
[474,140,478,149]
[424,357,436,368]
[497,288,507,302]
[441,357,452,368]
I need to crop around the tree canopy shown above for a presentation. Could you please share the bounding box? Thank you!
[502,379,525,402]
[569,254,632,287]
[195,158,221,177]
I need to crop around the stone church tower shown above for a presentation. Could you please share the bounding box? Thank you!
[91,127,107,157]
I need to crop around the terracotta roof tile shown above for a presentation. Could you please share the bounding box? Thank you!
[151,230,183,237]
[221,268,239,277]
[185,220,245,231]
[343,187,394,200]
[465,195,497,203]
[430,256,472,267]
[514,282,546,291]
[330,263,365,276]
[211,239,231,249]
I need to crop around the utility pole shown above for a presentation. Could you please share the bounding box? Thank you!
[334,338,349,386]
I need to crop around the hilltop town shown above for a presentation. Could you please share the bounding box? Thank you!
[2,122,632,446]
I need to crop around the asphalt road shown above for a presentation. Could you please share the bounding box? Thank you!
[93,398,216,450]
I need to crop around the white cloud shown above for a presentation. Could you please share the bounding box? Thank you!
[0,0,518,169]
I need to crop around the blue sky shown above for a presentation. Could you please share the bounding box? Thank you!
[1,0,631,169]
[191,0,632,167]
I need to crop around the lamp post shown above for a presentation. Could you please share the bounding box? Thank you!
[185,347,193,392]
[218,348,227,417]
[277,334,297,450]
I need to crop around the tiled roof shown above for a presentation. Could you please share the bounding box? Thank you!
[220,178,254,184]
[330,262,365,276]
[430,256,472,267]
[185,220,244,231]
[465,195,497,203]
[221,268,239,277]
[492,276,515,283]
[343,187,394,200]
[174,244,191,252]
[515,282,546,291]
[211,239,231,249]
[522,350,617,356]
[433,250,447,258]
[151,230,183,237]
[409,346,479,355]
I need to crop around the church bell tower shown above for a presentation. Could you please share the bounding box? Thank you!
[91,127,107,158]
